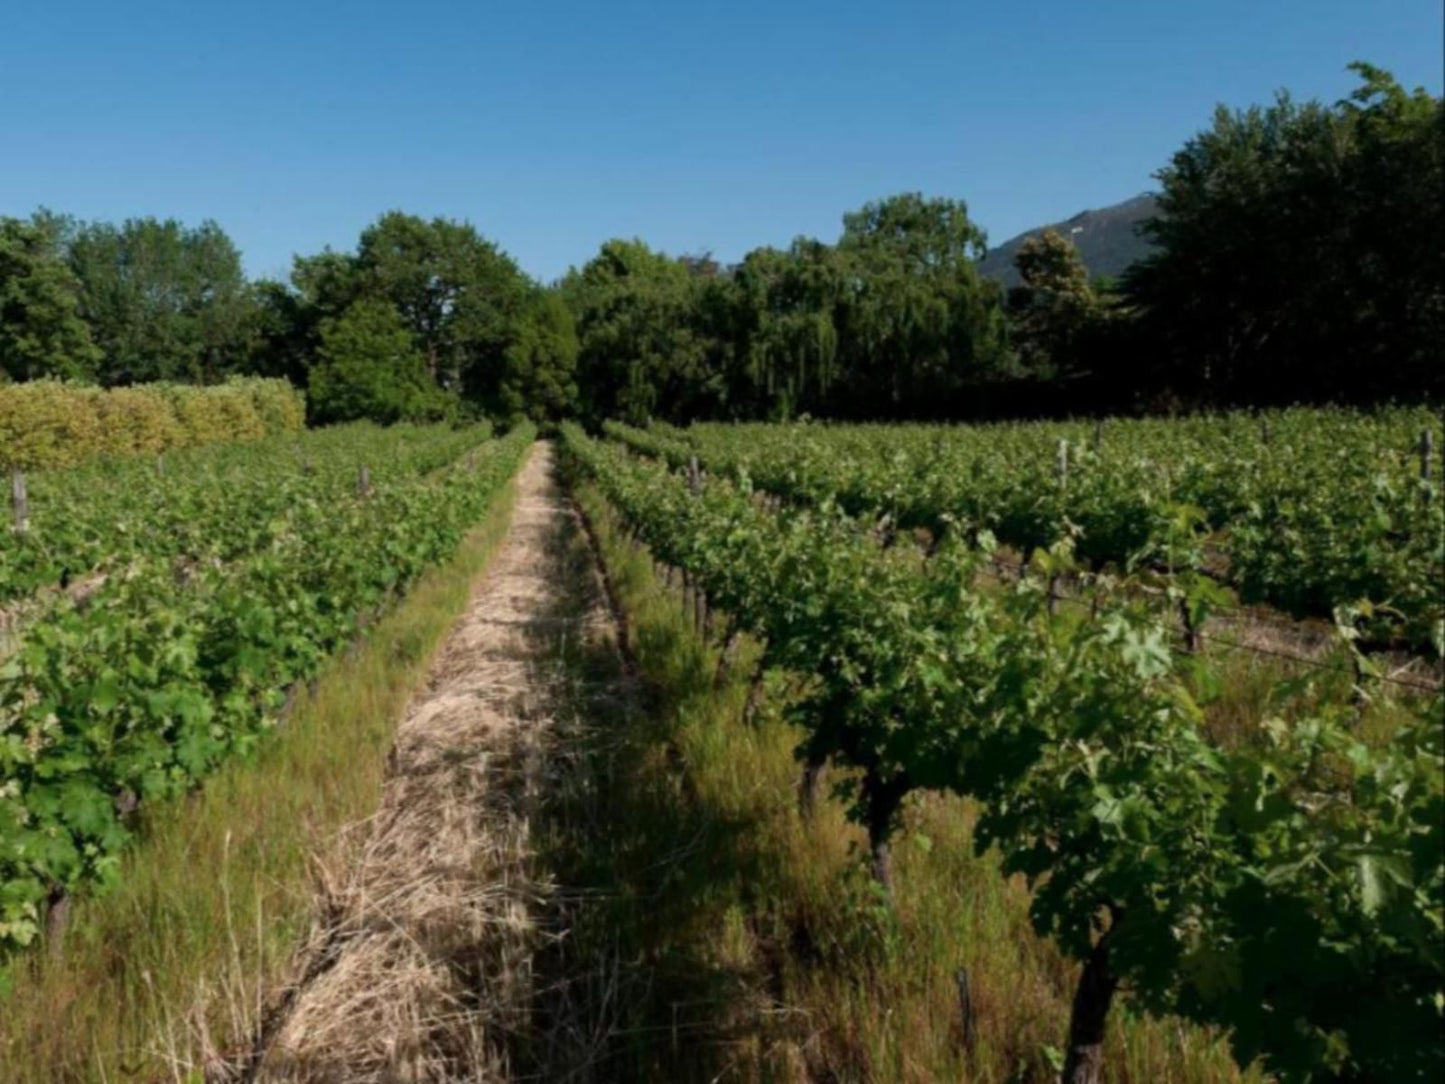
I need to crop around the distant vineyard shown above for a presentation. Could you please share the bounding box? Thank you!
[607,407,1444,652]
[563,419,1444,1083]
[0,422,530,955]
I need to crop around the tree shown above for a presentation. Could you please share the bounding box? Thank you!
[291,212,534,411]
[246,278,313,388]
[306,299,443,424]
[1124,64,1444,406]
[492,290,580,422]
[1007,229,1107,381]
[836,193,1011,416]
[64,217,256,383]
[0,217,101,382]
[562,239,715,424]
[725,240,846,419]
[353,212,530,394]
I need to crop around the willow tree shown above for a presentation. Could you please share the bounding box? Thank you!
[561,239,715,424]
[835,193,1010,417]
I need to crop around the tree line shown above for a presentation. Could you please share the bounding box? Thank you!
[1,64,1438,427]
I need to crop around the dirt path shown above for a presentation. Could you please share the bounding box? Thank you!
[250,442,617,1083]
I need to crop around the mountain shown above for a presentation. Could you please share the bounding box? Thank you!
[976,193,1160,289]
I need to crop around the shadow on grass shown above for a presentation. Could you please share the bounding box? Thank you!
[515,476,808,1084]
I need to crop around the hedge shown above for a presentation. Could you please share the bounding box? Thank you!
[0,378,306,470]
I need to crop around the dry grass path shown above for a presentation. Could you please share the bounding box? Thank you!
[247,442,615,1083]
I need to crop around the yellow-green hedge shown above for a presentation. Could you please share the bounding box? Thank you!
[0,378,306,470]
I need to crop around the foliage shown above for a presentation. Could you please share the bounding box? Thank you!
[559,195,1013,424]
[0,217,101,383]
[562,423,1444,1082]
[1125,64,1445,406]
[561,239,715,424]
[307,299,448,425]
[613,407,1445,651]
[59,215,257,384]
[291,212,533,401]
[0,377,304,471]
[0,424,532,957]
[492,290,580,422]
[1006,228,1113,382]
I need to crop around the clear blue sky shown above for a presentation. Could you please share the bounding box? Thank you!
[2,1,1439,283]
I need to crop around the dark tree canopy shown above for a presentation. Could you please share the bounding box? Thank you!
[559,194,1013,424]
[1007,229,1111,383]
[285,212,536,421]
[561,239,713,425]
[0,216,101,382]
[306,298,442,425]
[1123,64,1444,407]
[63,216,255,384]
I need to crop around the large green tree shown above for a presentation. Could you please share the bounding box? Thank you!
[306,299,442,424]
[0,217,100,382]
[63,217,256,383]
[1007,229,1109,381]
[1125,64,1443,405]
[723,240,846,419]
[492,290,580,422]
[289,212,534,413]
[562,239,716,424]
[835,193,1010,416]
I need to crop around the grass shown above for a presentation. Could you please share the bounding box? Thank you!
[534,477,1256,1083]
[0,470,521,1084]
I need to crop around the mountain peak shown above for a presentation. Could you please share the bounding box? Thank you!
[977,193,1159,288]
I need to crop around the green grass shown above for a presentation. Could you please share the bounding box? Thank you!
[536,478,1256,1083]
[0,472,521,1084]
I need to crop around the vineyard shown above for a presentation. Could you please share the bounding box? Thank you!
[562,408,1445,1083]
[2,3,1441,1076]
[604,408,1445,651]
[0,421,531,956]
[0,408,1441,1083]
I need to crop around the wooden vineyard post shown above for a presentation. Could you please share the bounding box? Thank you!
[46,886,71,962]
[687,455,702,496]
[1421,429,1435,499]
[955,967,978,1054]
[1178,598,1202,654]
[713,626,740,685]
[1092,419,1103,453]
[357,464,372,497]
[11,468,28,535]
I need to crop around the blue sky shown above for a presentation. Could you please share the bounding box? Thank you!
[2,1,1439,283]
